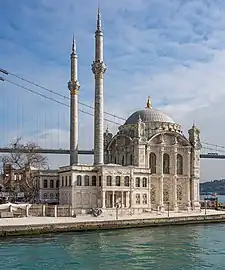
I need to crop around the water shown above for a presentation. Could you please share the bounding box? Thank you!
[1,224,225,270]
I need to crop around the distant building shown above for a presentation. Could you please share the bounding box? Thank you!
[32,169,59,204]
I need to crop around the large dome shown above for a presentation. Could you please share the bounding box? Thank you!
[125,108,175,125]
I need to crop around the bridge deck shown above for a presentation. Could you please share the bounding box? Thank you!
[0,148,224,159]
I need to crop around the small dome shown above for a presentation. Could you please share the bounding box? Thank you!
[125,108,175,125]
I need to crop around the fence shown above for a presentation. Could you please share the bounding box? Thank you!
[0,204,73,218]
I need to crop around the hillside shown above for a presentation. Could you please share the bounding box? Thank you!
[200,179,225,195]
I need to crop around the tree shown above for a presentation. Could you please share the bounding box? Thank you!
[0,137,48,202]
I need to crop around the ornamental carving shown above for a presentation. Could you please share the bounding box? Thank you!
[150,184,156,204]
[177,185,182,201]
[91,60,107,78]
[68,80,80,92]
[163,184,169,203]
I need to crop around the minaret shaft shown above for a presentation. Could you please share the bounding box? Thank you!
[68,36,80,165]
[92,9,107,165]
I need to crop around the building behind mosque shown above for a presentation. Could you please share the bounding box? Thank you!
[57,9,201,215]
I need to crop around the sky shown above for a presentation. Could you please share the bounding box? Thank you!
[1,0,225,181]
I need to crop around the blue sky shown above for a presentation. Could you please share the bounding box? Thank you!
[1,0,225,180]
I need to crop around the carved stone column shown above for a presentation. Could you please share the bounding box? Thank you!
[159,148,164,211]
[126,191,129,208]
[159,176,164,211]
[102,190,106,208]
[148,170,151,210]
[112,191,115,208]
[172,176,178,211]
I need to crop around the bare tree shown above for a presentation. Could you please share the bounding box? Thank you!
[1,137,48,170]
[0,137,48,202]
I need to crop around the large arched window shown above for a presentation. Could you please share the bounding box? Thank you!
[135,177,140,187]
[43,179,48,188]
[124,176,130,187]
[114,156,116,164]
[149,152,156,173]
[122,156,125,166]
[92,176,97,186]
[106,175,112,186]
[50,179,54,188]
[116,176,121,186]
[177,154,183,175]
[130,154,133,165]
[77,175,82,186]
[84,175,89,186]
[163,153,170,174]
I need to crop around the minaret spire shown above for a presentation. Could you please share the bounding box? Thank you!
[68,35,80,165]
[97,7,101,31]
[72,34,76,54]
[92,8,107,165]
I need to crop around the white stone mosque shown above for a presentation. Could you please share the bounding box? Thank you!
[58,9,201,214]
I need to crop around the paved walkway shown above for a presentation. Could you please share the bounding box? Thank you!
[0,209,224,227]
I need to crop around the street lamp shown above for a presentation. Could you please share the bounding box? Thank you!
[204,199,207,215]
[167,201,170,218]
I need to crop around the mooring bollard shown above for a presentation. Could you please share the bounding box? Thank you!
[54,205,57,217]
[25,205,29,217]
[42,204,46,217]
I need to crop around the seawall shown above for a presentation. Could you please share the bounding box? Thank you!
[1,214,225,237]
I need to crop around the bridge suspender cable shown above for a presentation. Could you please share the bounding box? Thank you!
[0,76,121,126]
[0,68,126,122]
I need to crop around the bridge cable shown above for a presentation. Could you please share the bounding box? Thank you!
[0,68,126,122]
[0,77,121,126]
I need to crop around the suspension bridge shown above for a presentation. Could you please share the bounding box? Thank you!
[0,67,225,160]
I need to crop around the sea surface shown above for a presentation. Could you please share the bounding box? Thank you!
[1,223,225,270]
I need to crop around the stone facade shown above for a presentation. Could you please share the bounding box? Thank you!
[57,10,201,214]
[34,170,59,204]
[58,112,201,213]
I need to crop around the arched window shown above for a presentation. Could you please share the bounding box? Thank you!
[163,153,170,174]
[135,177,140,187]
[56,180,59,188]
[50,179,54,188]
[114,157,117,164]
[130,154,133,165]
[177,154,183,175]
[77,175,82,186]
[124,176,130,187]
[142,177,147,188]
[92,176,97,186]
[43,179,48,188]
[122,156,125,166]
[116,176,121,186]
[84,175,89,186]
[149,153,156,173]
[106,175,112,186]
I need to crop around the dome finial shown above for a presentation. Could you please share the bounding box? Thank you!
[146,96,152,109]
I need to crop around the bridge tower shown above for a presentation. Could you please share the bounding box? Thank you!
[68,36,80,165]
[92,8,107,165]
[188,123,201,209]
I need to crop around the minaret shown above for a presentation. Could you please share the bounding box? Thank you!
[68,36,80,165]
[92,8,107,165]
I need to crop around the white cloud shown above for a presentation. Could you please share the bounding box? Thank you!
[2,0,225,181]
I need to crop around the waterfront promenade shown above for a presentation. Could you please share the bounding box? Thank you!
[0,209,225,237]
